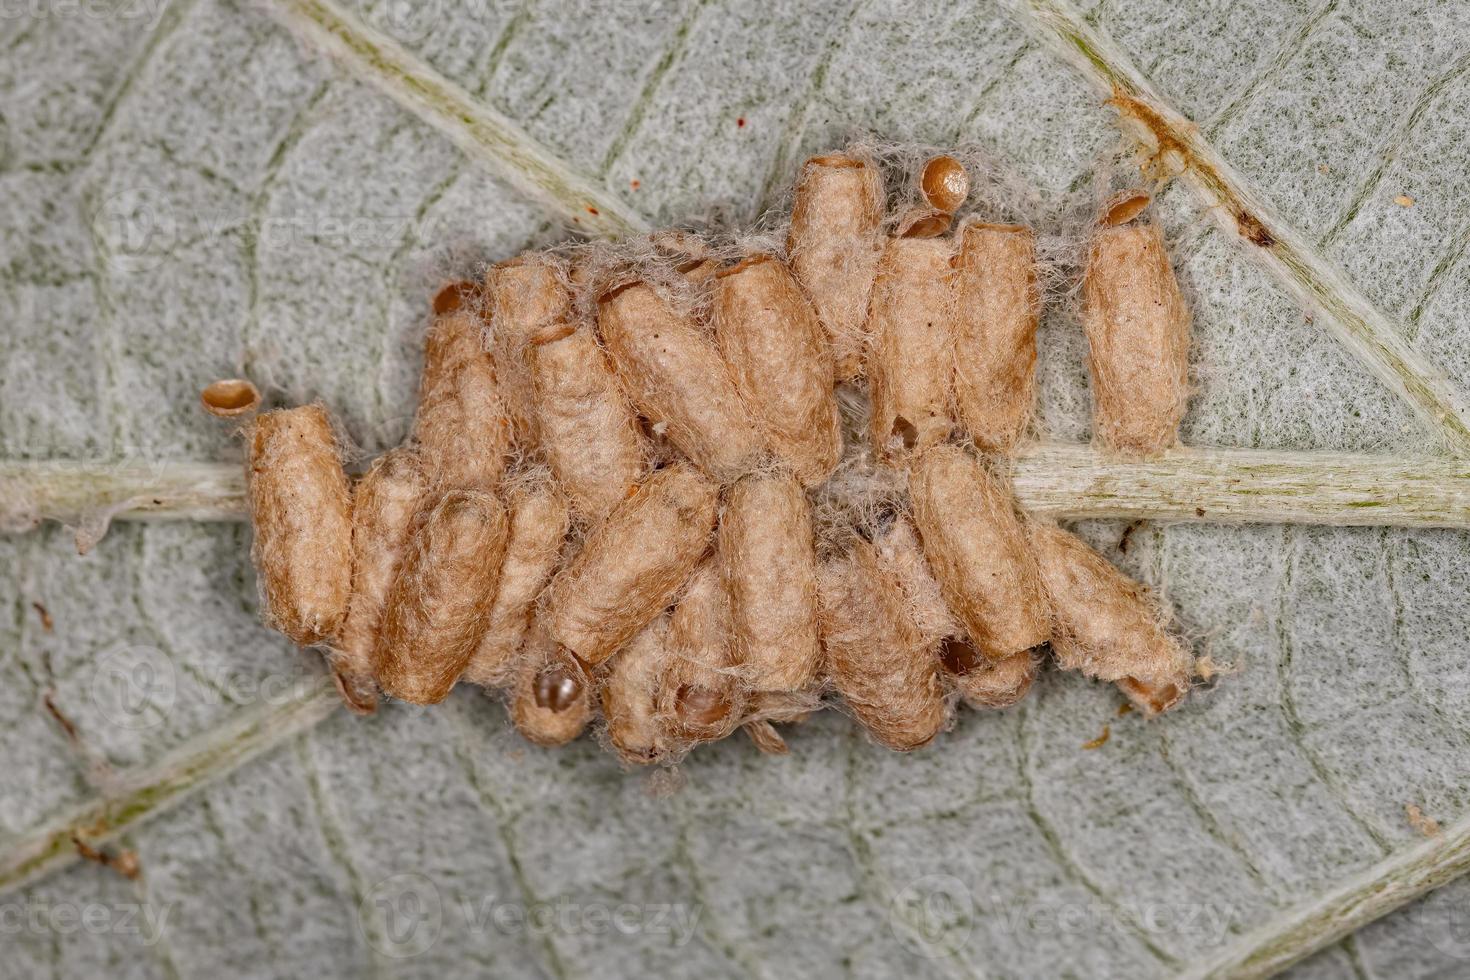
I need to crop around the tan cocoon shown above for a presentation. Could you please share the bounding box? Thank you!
[713,255,842,486]
[1028,521,1192,715]
[247,405,354,647]
[1083,220,1191,456]
[659,560,744,744]
[414,285,512,488]
[600,619,672,765]
[463,479,570,687]
[510,627,594,747]
[871,513,958,649]
[335,448,428,711]
[598,281,762,482]
[909,446,1050,661]
[788,154,884,380]
[547,463,719,666]
[373,490,509,705]
[529,321,646,523]
[819,543,947,751]
[953,222,1040,453]
[948,644,1037,709]
[486,255,571,444]
[721,472,822,693]
[867,236,956,457]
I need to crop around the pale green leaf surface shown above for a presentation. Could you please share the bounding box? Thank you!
[2,0,1469,977]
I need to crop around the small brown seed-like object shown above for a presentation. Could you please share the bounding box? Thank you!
[909,445,1050,662]
[462,479,570,688]
[819,542,947,752]
[510,626,593,747]
[1029,521,1193,715]
[920,155,970,214]
[414,282,512,488]
[659,560,744,744]
[1083,211,1191,456]
[952,222,1040,453]
[867,236,956,457]
[547,463,719,666]
[787,153,884,380]
[529,321,646,523]
[373,490,510,705]
[485,255,572,444]
[598,281,762,482]
[712,255,841,486]
[200,378,261,418]
[600,618,672,765]
[247,405,353,647]
[721,472,822,693]
[335,448,429,712]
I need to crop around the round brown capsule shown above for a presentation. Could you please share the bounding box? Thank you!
[920,155,969,214]
[200,378,261,418]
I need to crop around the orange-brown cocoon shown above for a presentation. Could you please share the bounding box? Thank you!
[953,223,1040,453]
[1029,521,1192,716]
[867,237,956,457]
[547,463,719,666]
[335,448,428,712]
[510,627,593,746]
[247,405,353,647]
[373,490,509,704]
[1082,220,1191,456]
[463,480,569,687]
[787,154,884,380]
[485,256,571,444]
[871,513,957,649]
[944,641,1036,709]
[600,619,671,765]
[414,284,512,488]
[659,560,744,745]
[721,473,822,693]
[598,282,762,482]
[529,321,646,523]
[909,446,1050,661]
[818,543,947,751]
[713,256,841,486]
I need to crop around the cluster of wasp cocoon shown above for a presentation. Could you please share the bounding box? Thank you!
[209,145,1197,764]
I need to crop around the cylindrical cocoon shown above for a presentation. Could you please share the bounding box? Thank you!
[247,404,353,647]
[529,321,647,523]
[463,479,570,688]
[953,222,1040,453]
[787,154,884,380]
[599,618,671,765]
[1083,220,1191,456]
[867,237,956,457]
[547,463,719,666]
[414,286,513,488]
[1028,521,1192,715]
[818,543,947,751]
[335,448,429,711]
[659,560,744,744]
[712,255,841,486]
[598,281,762,482]
[720,472,822,693]
[510,626,593,747]
[945,642,1036,709]
[485,255,571,445]
[909,445,1050,661]
[373,489,509,704]
[871,513,957,650]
